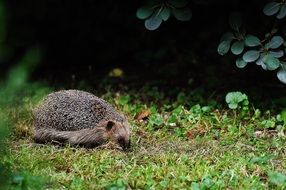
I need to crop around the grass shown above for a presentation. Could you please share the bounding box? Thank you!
[2,85,286,189]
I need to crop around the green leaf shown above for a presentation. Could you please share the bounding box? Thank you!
[276,4,286,19]
[144,14,162,30]
[266,36,284,49]
[268,171,286,186]
[231,41,244,55]
[242,50,260,62]
[225,91,248,110]
[172,106,183,115]
[191,182,200,190]
[256,55,267,70]
[106,179,126,190]
[154,117,164,126]
[117,95,130,105]
[249,155,273,164]
[217,41,230,55]
[270,50,284,58]
[168,0,188,8]
[202,177,214,188]
[168,114,177,123]
[263,2,281,16]
[261,120,275,128]
[159,7,171,21]
[245,35,261,47]
[229,103,238,109]
[12,174,24,184]
[281,109,286,123]
[263,54,280,70]
[172,7,192,21]
[229,12,242,31]
[236,58,247,68]
[136,6,154,19]
[225,92,244,103]
[277,68,286,84]
[149,114,164,126]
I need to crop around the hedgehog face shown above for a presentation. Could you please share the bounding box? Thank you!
[103,120,131,150]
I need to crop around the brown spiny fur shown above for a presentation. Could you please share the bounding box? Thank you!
[33,90,131,150]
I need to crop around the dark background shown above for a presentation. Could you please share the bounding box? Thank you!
[2,0,285,105]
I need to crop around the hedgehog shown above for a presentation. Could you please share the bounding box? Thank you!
[33,90,131,150]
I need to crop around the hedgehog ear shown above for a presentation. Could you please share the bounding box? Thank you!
[106,121,115,131]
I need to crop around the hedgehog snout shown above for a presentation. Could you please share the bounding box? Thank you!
[117,137,131,150]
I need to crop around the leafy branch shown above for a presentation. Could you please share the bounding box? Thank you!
[136,0,192,30]
[218,1,286,84]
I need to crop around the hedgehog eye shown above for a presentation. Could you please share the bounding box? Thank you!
[106,121,115,131]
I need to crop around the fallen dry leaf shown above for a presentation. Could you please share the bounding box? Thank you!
[135,109,151,121]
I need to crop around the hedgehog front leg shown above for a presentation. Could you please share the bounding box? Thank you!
[34,128,108,148]
[34,129,73,144]
[68,128,108,148]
